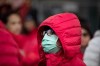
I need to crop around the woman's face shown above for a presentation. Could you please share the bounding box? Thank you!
[24,20,36,32]
[81,28,91,48]
[6,14,22,35]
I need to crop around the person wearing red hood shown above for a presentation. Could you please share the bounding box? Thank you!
[37,13,86,66]
[0,4,21,66]
[0,4,38,66]
[0,10,39,66]
[21,14,39,66]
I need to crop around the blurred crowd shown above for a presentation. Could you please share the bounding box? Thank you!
[0,0,100,66]
[0,0,39,66]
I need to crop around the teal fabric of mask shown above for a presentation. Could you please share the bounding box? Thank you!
[42,33,60,54]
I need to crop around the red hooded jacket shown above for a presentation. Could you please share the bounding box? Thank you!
[37,13,86,66]
[0,21,20,66]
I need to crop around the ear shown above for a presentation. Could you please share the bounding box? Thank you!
[57,39,62,47]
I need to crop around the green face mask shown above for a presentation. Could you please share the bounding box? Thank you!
[42,33,61,54]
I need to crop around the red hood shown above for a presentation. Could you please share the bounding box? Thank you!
[37,13,81,58]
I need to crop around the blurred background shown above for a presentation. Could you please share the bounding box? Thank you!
[0,0,99,34]
[32,0,99,34]
[0,0,100,65]
[32,0,100,34]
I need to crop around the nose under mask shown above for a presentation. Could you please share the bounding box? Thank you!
[42,33,61,54]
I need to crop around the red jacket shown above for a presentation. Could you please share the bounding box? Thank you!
[22,29,40,66]
[14,29,39,66]
[37,13,86,66]
[0,21,20,66]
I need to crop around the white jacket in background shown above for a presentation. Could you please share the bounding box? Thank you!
[84,30,100,66]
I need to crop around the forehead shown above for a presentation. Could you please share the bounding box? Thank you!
[8,14,21,21]
[82,28,88,33]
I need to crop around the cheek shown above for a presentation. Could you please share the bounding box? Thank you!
[9,25,17,31]
[7,24,22,33]
[24,22,35,30]
[85,37,91,43]
[57,40,62,47]
[81,36,90,46]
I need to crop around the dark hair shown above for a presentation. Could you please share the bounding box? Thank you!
[22,9,39,34]
[0,4,11,13]
[99,17,100,30]
[25,8,39,27]
[79,18,93,38]
[2,12,21,24]
[0,4,12,24]
[0,4,21,24]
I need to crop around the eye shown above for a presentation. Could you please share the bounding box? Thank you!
[47,30,54,36]
[82,33,89,37]
[11,22,16,25]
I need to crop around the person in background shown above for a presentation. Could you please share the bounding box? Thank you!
[37,13,86,66]
[1,11,39,66]
[0,21,20,66]
[0,4,12,23]
[19,0,38,21]
[80,18,92,53]
[1,11,25,49]
[2,12,22,35]
[0,4,39,66]
[84,29,100,66]
[21,14,39,66]
[8,0,39,65]
[0,4,20,66]
[9,0,38,21]
[23,15,38,35]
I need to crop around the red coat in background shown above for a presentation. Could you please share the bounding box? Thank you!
[0,21,20,66]
[15,29,40,66]
[22,29,40,66]
[37,13,86,66]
